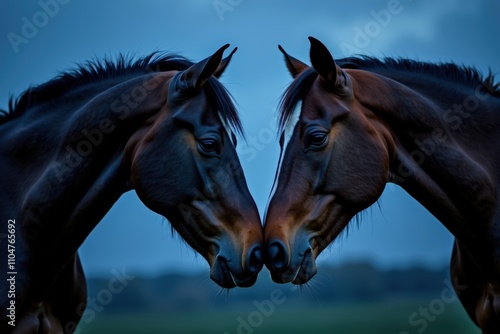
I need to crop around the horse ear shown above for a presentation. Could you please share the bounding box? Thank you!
[278,45,309,78]
[308,36,343,86]
[214,47,237,78]
[180,44,230,89]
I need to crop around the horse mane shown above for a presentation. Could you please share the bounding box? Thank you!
[0,52,243,135]
[278,56,500,132]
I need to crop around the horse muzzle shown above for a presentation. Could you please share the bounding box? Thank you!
[263,194,350,284]
[264,233,318,285]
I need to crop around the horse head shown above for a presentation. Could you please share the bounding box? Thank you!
[128,45,264,288]
[264,37,393,284]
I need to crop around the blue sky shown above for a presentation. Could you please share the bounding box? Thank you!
[1,0,499,277]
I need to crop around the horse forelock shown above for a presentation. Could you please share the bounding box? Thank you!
[278,69,317,132]
[204,76,243,139]
[217,111,236,146]
[281,100,302,155]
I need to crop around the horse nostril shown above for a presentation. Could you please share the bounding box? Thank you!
[267,240,289,272]
[246,244,264,275]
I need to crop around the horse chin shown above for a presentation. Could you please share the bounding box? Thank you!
[210,257,237,288]
[210,255,259,288]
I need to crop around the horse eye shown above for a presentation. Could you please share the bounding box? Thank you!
[306,132,328,150]
[198,138,221,157]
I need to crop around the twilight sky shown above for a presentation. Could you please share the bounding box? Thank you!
[1,0,499,277]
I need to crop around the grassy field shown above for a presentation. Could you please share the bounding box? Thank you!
[76,298,481,334]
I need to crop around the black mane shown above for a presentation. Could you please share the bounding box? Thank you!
[278,56,500,131]
[0,52,243,135]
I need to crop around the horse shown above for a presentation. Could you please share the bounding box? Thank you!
[0,44,264,334]
[263,36,500,333]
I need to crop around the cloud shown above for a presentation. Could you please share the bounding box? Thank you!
[330,0,487,57]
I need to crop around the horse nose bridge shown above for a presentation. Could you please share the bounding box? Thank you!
[264,181,303,225]
[263,197,295,241]
[236,201,263,239]
[227,184,262,225]
[238,218,264,250]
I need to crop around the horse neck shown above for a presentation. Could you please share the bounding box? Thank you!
[354,70,500,242]
[5,72,169,296]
